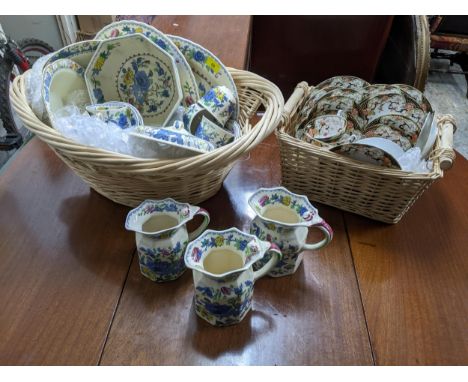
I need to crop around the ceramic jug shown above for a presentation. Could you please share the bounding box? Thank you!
[184,228,282,326]
[125,198,210,282]
[248,187,333,277]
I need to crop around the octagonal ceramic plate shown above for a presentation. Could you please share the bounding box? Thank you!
[95,20,199,107]
[168,34,239,120]
[85,34,183,126]
[46,40,100,68]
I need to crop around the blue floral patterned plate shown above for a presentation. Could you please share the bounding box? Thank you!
[168,34,239,120]
[85,34,183,127]
[95,20,199,107]
[45,40,100,68]
[130,125,214,158]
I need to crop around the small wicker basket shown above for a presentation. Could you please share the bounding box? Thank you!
[277,82,457,224]
[10,68,284,207]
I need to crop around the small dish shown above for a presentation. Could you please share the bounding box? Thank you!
[316,75,370,91]
[46,40,100,68]
[364,124,412,151]
[42,58,90,125]
[359,93,426,127]
[86,101,143,129]
[394,84,433,113]
[95,20,199,107]
[331,137,404,169]
[85,34,183,127]
[194,116,235,148]
[168,34,239,119]
[313,95,360,118]
[364,114,420,143]
[303,114,346,141]
[130,125,214,158]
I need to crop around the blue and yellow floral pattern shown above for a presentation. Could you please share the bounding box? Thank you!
[94,20,199,107]
[117,55,174,116]
[169,35,239,119]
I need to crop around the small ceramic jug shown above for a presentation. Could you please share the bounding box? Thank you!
[248,187,333,277]
[184,228,282,326]
[125,198,210,282]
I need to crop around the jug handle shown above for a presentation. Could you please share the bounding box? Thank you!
[188,208,211,241]
[253,244,282,282]
[303,220,333,251]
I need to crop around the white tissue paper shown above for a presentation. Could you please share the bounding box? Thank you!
[398,147,433,173]
[24,53,53,121]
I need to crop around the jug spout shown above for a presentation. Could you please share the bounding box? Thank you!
[125,198,199,237]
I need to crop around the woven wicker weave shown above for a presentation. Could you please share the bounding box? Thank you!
[10,68,284,207]
[277,82,456,224]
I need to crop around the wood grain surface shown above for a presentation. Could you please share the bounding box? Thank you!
[0,141,135,365]
[99,135,374,365]
[346,153,468,365]
[152,16,252,70]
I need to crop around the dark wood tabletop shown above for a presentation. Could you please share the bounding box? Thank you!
[0,16,467,366]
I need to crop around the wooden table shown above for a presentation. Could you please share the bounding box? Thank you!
[0,16,467,366]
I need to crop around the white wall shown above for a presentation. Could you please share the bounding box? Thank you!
[0,15,63,50]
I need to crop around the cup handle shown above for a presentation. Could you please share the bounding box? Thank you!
[188,208,210,241]
[253,243,282,282]
[303,220,333,251]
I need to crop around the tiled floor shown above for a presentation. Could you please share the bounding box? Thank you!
[1,58,468,170]
[425,59,468,159]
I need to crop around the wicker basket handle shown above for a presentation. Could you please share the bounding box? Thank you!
[437,114,457,171]
[281,82,309,126]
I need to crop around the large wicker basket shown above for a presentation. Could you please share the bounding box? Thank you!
[10,68,284,207]
[277,82,457,224]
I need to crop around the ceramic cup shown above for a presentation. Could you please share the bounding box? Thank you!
[194,116,235,148]
[197,85,236,126]
[125,198,210,282]
[184,227,282,326]
[182,103,213,134]
[248,187,333,277]
[86,102,143,129]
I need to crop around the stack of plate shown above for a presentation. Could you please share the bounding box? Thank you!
[294,75,437,168]
[41,20,241,158]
